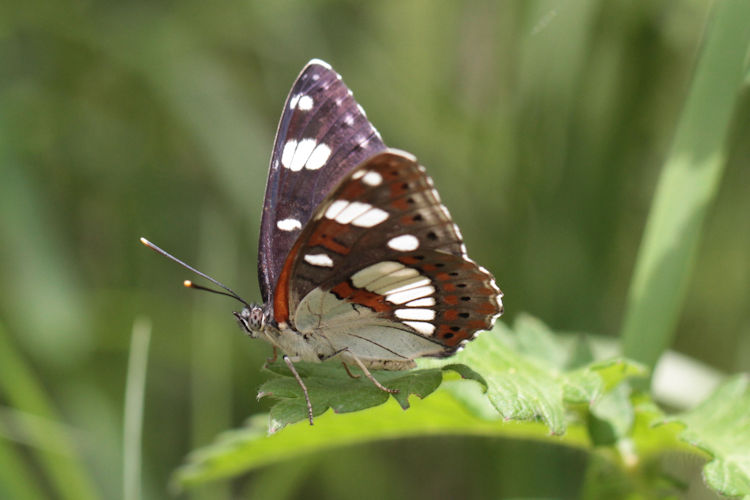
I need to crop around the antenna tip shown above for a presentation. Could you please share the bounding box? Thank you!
[184,280,193,288]
[140,237,151,246]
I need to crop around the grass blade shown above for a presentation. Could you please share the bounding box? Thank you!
[123,318,152,500]
[0,322,99,500]
[621,0,750,372]
[0,431,46,500]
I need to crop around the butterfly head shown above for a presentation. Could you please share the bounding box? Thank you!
[234,305,265,337]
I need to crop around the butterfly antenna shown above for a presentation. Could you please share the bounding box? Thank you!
[139,237,253,309]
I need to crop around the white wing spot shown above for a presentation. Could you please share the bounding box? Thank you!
[351,170,365,180]
[281,140,297,169]
[289,94,300,110]
[305,143,331,170]
[387,234,419,252]
[395,308,435,321]
[298,95,314,111]
[334,201,372,224]
[386,285,435,305]
[406,297,436,307]
[377,277,430,295]
[403,321,436,335]
[352,207,389,228]
[304,253,334,267]
[276,218,302,231]
[344,114,355,126]
[290,138,316,171]
[361,171,383,186]
[357,103,367,117]
[325,200,350,220]
[351,261,404,288]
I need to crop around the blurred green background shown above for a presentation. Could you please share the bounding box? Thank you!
[1,0,748,498]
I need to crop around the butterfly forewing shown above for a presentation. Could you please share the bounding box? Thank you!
[258,60,387,303]
[273,150,503,364]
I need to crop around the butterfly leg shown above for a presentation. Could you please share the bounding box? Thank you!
[341,362,361,379]
[266,346,278,365]
[283,355,314,425]
[349,353,399,394]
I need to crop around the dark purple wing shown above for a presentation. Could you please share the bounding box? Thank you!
[272,151,503,360]
[258,59,387,303]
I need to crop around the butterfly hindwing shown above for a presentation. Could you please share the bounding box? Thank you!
[273,150,503,363]
[258,60,387,303]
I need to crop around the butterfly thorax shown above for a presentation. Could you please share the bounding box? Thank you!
[235,304,340,363]
[235,303,419,370]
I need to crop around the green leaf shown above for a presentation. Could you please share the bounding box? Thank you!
[423,315,648,435]
[259,360,487,432]
[178,314,741,492]
[258,316,646,433]
[667,375,750,497]
[173,390,591,489]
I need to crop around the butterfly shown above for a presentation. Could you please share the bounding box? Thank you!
[141,59,503,424]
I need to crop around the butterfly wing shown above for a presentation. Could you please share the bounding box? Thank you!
[273,150,503,366]
[258,59,387,303]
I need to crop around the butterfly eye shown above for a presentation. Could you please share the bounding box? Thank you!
[234,306,265,336]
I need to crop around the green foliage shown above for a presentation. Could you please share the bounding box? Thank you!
[0,323,98,500]
[621,0,750,373]
[255,316,646,433]
[172,392,581,490]
[175,316,750,497]
[259,363,457,432]
[668,375,750,497]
